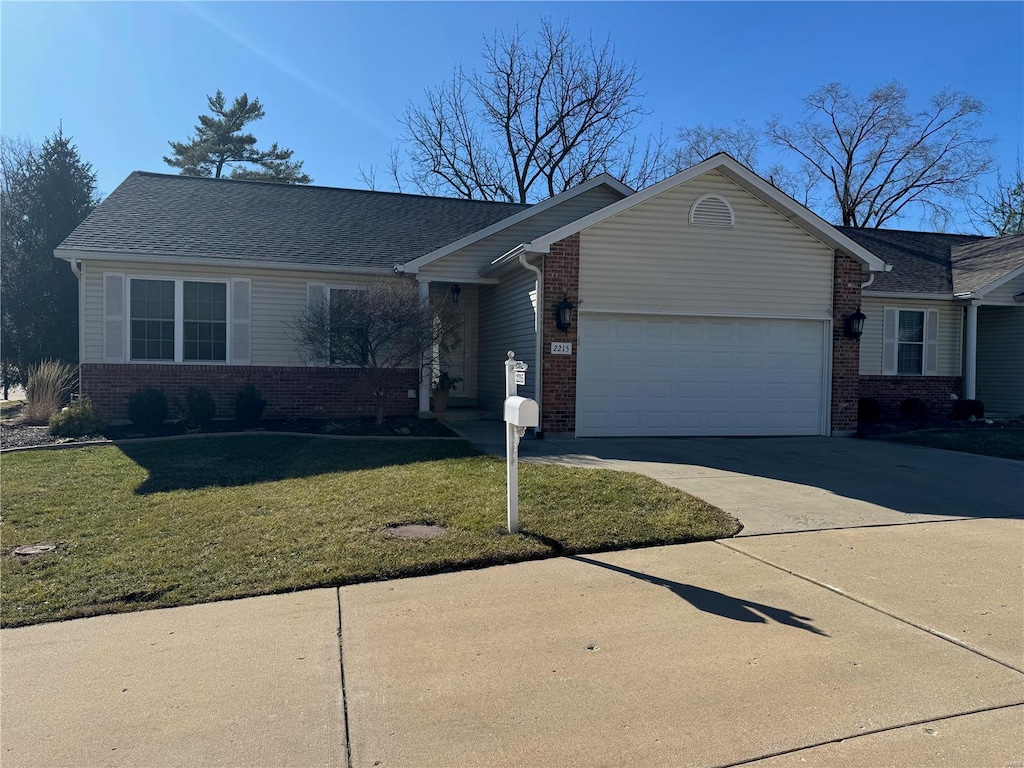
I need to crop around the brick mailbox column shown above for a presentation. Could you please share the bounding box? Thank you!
[540,234,580,435]
[831,250,863,434]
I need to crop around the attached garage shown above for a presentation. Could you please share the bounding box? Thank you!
[577,314,827,436]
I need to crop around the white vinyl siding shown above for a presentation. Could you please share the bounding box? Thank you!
[577,314,826,437]
[102,271,125,362]
[980,271,1024,304]
[859,297,961,376]
[976,306,1024,417]
[477,268,537,411]
[83,261,379,365]
[418,186,621,282]
[579,171,835,318]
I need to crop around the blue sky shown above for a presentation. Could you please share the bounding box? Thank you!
[3,1,1022,230]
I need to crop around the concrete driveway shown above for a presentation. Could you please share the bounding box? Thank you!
[453,421,1024,534]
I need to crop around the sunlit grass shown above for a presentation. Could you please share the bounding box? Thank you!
[1,435,740,627]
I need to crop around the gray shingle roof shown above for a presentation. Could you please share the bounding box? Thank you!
[950,234,1024,296]
[57,172,529,270]
[837,227,988,294]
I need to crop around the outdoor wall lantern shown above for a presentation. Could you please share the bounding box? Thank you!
[555,297,575,332]
[448,283,461,305]
[844,308,867,340]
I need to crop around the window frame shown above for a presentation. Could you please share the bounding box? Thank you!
[896,309,926,376]
[127,276,232,365]
[327,285,369,367]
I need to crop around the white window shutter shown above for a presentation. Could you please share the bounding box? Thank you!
[230,278,251,365]
[881,307,898,375]
[103,272,126,362]
[924,308,939,375]
[306,283,328,365]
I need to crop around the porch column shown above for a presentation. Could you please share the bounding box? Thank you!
[964,302,978,400]
[418,280,432,415]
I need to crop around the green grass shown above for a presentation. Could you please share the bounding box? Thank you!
[0,435,739,627]
[885,428,1024,461]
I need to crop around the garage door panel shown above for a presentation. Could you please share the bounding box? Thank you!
[577,314,826,437]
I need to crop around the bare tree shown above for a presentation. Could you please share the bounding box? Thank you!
[767,82,992,228]
[290,280,462,424]
[398,19,667,203]
[970,158,1024,236]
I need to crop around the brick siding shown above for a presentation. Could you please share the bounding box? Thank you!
[859,375,963,418]
[540,234,580,435]
[80,363,418,422]
[831,251,864,433]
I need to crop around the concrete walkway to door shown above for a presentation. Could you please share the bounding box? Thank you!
[451,420,1023,535]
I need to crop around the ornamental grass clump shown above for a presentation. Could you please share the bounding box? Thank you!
[23,360,76,425]
[48,398,107,438]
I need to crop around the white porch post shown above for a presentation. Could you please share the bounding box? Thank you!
[964,302,978,400]
[419,280,432,415]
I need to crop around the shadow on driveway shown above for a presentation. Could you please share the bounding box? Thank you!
[525,435,1024,522]
[570,554,828,636]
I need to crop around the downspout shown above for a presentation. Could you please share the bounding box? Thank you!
[860,273,874,289]
[519,251,543,437]
[69,259,83,401]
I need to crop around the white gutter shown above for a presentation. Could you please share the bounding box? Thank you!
[519,251,544,437]
[69,259,81,279]
[860,273,874,289]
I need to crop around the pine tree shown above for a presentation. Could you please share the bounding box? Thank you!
[1,128,98,391]
[164,91,311,184]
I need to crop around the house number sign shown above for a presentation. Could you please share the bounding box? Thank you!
[550,342,573,355]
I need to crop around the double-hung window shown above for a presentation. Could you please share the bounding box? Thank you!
[896,310,925,375]
[882,306,938,376]
[128,278,228,362]
[329,288,369,366]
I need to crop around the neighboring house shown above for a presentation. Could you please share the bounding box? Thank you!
[54,153,1024,435]
[839,228,1024,418]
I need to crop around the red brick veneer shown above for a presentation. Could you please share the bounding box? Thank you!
[859,376,963,418]
[831,251,864,433]
[80,363,418,421]
[540,234,580,435]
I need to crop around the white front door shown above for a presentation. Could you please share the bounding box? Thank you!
[576,314,827,437]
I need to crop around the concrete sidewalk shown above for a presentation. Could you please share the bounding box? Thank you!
[451,420,1024,535]
[3,518,1021,768]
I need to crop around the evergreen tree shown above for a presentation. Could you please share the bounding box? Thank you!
[1,129,98,392]
[165,90,312,184]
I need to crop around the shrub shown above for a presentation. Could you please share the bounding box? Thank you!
[180,386,217,430]
[48,398,107,437]
[899,398,928,420]
[22,360,76,425]
[953,399,984,420]
[127,387,169,429]
[858,398,882,424]
[235,384,267,427]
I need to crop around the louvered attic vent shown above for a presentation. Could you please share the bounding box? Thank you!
[689,194,734,227]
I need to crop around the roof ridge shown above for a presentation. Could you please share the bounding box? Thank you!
[131,171,532,207]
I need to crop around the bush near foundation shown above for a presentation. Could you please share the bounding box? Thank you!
[48,398,106,437]
[858,397,883,424]
[127,387,169,429]
[235,384,267,427]
[953,399,984,420]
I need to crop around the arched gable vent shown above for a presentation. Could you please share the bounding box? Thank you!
[689,194,734,227]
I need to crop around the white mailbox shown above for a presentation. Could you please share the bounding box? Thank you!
[504,395,539,428]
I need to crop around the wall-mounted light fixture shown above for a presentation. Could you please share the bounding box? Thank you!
[448,284,461,305]
[555,297,574,332]
[844,308,866,340]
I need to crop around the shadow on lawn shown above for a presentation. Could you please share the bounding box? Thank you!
[118,434,479,494]
[570,555,828,636]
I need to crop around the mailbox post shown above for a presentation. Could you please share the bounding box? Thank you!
[504,352,538,534]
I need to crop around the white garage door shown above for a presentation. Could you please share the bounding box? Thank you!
[577,314,827,437]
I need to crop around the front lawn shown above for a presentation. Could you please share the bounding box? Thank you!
[1,435,739,627]
[883,427,1024,461]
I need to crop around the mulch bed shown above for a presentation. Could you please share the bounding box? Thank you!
[1,416,457,450]
[857,415,1023,439]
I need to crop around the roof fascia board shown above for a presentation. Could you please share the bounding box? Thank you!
[971,263,1024,298]
[863,291,957,301]
[53,248,395,276]
[480,242,551,277]
[398,174,632,273]
[525,155,888,272]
